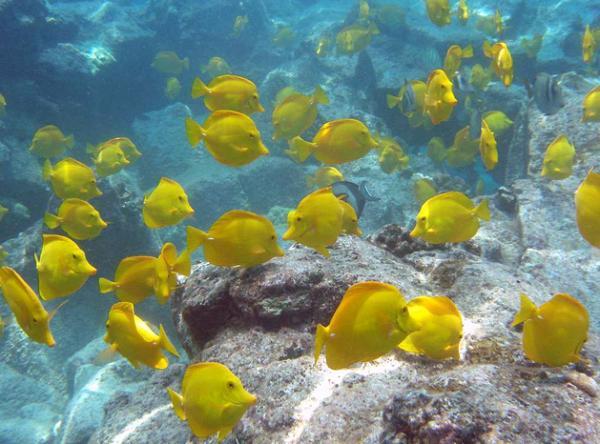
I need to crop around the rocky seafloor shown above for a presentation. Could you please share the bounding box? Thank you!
[0,0,599,443]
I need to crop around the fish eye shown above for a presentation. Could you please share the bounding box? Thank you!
[270,235,276,240]
[296,216,302,221]
[227,381,235,389]
[106,321,110,328]
[72,253,78,259]
[32,317,38,323]
[178,195,184,202]
[419,216,426,222]
[91,179,96,184]
[248,132,256,139]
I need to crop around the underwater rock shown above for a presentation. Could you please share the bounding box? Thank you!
[368,224,447,259]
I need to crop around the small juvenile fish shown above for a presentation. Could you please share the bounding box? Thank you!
[512,293,588,367]
[272,25,295,48]
[484,41,513,87]
[35,234,97,300]
[167,362,256,441]
[44,198,108,240]
[443,44,473,76]
[575,170,600,248]
[582,25,598,63]
[424,69,458,125]
[427,137,447,164]
[456,0,469,24]
[470,64,492,91]
[42,158,102,201]
[151,51,189,76]
[306,166,344,189]
[482,111,513,136]
[104,302,180,369]
[88,137,141,163]
[314,282,409,370]
[30,125,74,158]
[165,77,181,100]
[425,0,451,27]
[91,142,130,177]
[272,86,329,140]
[479,119,498,171]
[376,136,409,174]
[192,74,264,115]
[201,57,231,78]
[446,126,479,168]
[541,135,575,180]
[143,177,194,229]
[232,15,248,37]
[335,22,380,55]
[410,192,490,244]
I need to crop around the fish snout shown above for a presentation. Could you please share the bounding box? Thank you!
[444,91,458,105]
[275,245,285,257]
[85,264,98,276]
[259,143,270,155]
[257,103,265,113]
[282,227,294,241]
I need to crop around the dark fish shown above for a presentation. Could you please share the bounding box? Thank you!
[526,73,565,115]
[401,80,417,114]
[332,181,380,218]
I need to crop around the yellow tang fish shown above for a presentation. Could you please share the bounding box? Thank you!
[165,77,181,100]
[398,296,462,360]
[443,44,473,76]
[484,41,513,87]
[151,51,189,76]
[376,136,409,174]
[335,22,380,56]
[191,74,264,115]
[0,204,8,222]
[185,111,269,167]
[424,69,458,125]
[232,15,248,37]
[387,80,429,127]
[0,93,6,117]
[167,362,256,442]
[104,301,180,369]
[479,120,498,171]
[186,210,284,268]
[521,34,543,59]
[427,137,446,164]
[582,85,600,122]
[541,135,575,180]
[457,0,469,24]
[306,166,344,189]
[42,158,102,201]
[44,198,108,240]
[470,64,492,91]
[143,177,194,229]
[35,234,97,300]
[286,119,378,165]
[359,0,370,19]
[582,25,598,63]
[575,170,600,248]
[494,9,504,35]
[425,0,451,27]
[482,111,513,136]
[413,178,437,205]
[446,126,479,168]
[89,137,142,163]
[512,293,588,367]
[0,246,7,265]
[410,191,490,244]
[0,267,62,347]
[314,281,409,370]
[201,57,231,79]
[339,200,362,236]
[272,86,329,140]
[91,141,130,177]
[30,125,74,158]
[272,25,295,48]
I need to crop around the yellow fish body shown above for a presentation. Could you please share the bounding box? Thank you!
[201,57,231,79]
[89,137,141,163]
[30,125,74,158]
[457,0,469,24]
[35,234,97,300]
[520,34,543,59]
[92,142,130,177]
[427,137,447,164]
[143,177,194,229]
[339,200,362,236]
[443,44,473,76]
[0,93,6,116]
[165,77,181,100]
[470,64,492,91]
[42,158,102,201]
[283,188,345,257]
[445,126,479,168]
[272,26,295,48]
[575,170,600,248]
[376,136,409,174]
[425,0,451,27]
[306,166,344,189]
[99,255,159,304]
[167,362,256,442]
[151,51,189,76]
[335,22,379,55]
[582,25,597,63]
[486,42,513,87]
[272,86,329,140]
[541,135,575,180]
[479,120,498,171]
[582,85,600,122]
[191,74,264,115]
[387,80,429,127]
[286,119,378,165]
[188,210,284,268]
[0,267,58,347]
[413,178,437,204]
[424,69,458,125]
[104,301,179,369]
[512,293,588,367]
[314,282,409,370]
[232,15,248,37]
[482,111,513,136]
[398,296,463,360]
[44,198,107,240]
[185,111,269,167]
[410,192,490,244]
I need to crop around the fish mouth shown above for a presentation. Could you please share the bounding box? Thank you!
[257,103,265,113]
[409,227,421,238]
[274,246,285,257]
[282,228,294,241]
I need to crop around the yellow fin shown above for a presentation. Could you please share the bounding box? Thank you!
[191,77,209,99]
[185,117,205,147]
[314,324,329,365]
[475,198,491,221]
[313,85,329,105]
[43,212,62,229]
[386,94,401,109]
[167,387,186,420]
[98,278,117,294]
[511,293,538,327]
[286,136,315,163]
[159,324,180,357]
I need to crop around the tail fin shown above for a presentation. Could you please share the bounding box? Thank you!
[462,44,474,58]
[173,226,208,276]
[43,212,62,229]
[313,324,330,365]
[511,293,538,327]
[159,324,180,357]
[86,143,97,155]
[386,94,401,109]
[167,388,186,420]
[286,136,315,163]
[98,278,117,294]
[482,40,493,58]
[191,77,210,99]
[183,57,190,71]
[64,135,75,150]
[313,85,329,105]
[474,198,491,221]
[42,160,53,182]
[185,117,206,148]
